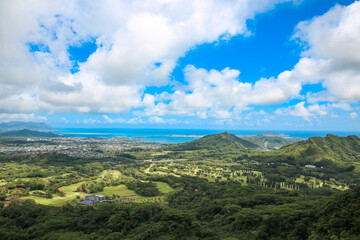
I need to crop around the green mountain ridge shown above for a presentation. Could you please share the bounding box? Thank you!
[168,132,259,151]
[277,133,360,166]
[0,121,52,132]
[0,129,61,138]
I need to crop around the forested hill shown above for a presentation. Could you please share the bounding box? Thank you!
[278,134,360,164]
[0,129,60,138]
[168,132,259,151]
[0,121,52,132]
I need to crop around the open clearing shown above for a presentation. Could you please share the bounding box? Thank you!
[22,181,173,206]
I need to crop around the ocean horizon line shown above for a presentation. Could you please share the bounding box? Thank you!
[51,128,360,144]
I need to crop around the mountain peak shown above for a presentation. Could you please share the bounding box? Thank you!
[168,132,259,151]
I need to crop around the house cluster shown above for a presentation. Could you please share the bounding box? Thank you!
[78,195,117,206]
[0,136,163,157]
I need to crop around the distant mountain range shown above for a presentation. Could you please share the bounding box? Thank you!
[168,132,304,151]
[0,121,52,132]
[167,132,360,170]
[0,129,60,138]
[260,131,286,137]
[240,134,303,150]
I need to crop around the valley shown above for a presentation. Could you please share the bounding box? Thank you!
[0,132,360,239]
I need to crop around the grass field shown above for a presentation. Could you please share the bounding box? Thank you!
[97,185,137,197]
[99,170,121,178]
[22,181,174,206]
[155,181,173,194]
[23,182,87,206]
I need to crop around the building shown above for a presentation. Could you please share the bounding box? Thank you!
[78,195,110,206]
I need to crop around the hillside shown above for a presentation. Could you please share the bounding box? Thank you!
[0,129,60,138]
[278,134,360,165]
[0,121,52,132]
[240,134,303,150]
[168,132,259,151]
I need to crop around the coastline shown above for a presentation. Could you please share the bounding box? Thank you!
[50,128,360,144]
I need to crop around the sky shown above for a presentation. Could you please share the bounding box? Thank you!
[0,0,360,130]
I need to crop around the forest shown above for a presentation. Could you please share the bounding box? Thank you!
[0,132,360,239]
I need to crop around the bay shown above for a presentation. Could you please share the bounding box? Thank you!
[52,128,360,144]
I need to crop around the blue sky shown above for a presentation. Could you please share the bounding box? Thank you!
[0,0,359,130]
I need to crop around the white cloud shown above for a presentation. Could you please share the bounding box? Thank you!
[144,65,301,118]
[148,116,166,124]
[331,103,352,111]
[308,104,328,116]
[160,1,360,121]
[83,119,100,124]
[148,116,179,124]
[103,115,125,124]
[290,2,360,101]
[290,102,313,122]
[276,101,330,122]
[213,119,233,126]
[0,113,47,122]
[61,118,69,124]
[3,0,358,122]
[306,91,335,103]
[126,118,145,124]
[350,112,358,119]
[0,0,291,115]
[245,110,267,119]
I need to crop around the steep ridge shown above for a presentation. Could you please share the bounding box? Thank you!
[168,132,259,151]
[278,134,360,164]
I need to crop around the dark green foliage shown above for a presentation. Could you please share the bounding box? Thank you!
[309,185,360,239]
[0,133,359,239]
[32,191,53,198]
[125,180,160,196]
[79,181,105,193]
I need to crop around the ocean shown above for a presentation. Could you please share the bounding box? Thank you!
[52,128,360,144]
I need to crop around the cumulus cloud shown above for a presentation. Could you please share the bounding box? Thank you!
[2,0,358,123]
[275,101,330,122]
[147,1,360,119]
[148,116,178,124]
[0,0,291,115]
[103,115,125,124]
[0,113,47,122]
[148,116,166,124]
[289,102,313,122]
[350,112,358,119]
[291,2,360,101]
[144,65,301,119]
[331,103,352,111]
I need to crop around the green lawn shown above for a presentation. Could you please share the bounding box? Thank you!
[155,181,173,194]
[99,170,121,178]
[97,185,137,197]
[22,180,174,206]
[23,182,87,206]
